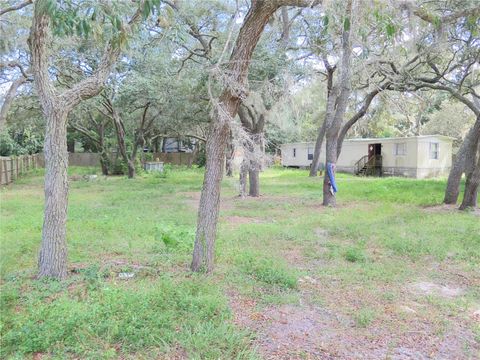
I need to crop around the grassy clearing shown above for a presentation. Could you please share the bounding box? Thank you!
[1,166,479,359]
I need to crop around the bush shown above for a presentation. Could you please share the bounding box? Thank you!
[0,129,43,156]
[195,147,206,167]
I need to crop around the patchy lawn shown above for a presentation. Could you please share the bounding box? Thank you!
[1,166,479,359]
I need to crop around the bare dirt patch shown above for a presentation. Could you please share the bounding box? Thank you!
[228,262,480,360]
[179,191,235,211]
[423,203,480,216]
[224,215,265,226]
[229,292,479,359]
[409,281,466,298]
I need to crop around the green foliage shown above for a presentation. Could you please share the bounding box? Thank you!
[0,129,43,156]
[0,276,255,359]
[353,307,376,328]
[154,224,194,253]
[343,17,351,31]
[238,253,297,289]
[344,246,367,263]
[195,147,207,167]
[0,167,478,358]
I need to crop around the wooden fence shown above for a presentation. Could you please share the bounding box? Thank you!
[151,152,197,166]
[0,154,40,185]
[0,152,197,185]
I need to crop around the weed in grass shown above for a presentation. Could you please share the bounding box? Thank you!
[354,307,376,328]
[0,276,256,359]
[153,224,194,253]
[344,247,367,263]
[474,324,480,343]
[1,166,478,359]
[237,253,298,289]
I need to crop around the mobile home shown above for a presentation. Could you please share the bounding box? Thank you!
[280,135,453,179]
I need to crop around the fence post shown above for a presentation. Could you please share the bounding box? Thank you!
[0,159,3,185]
[3,159,9,184]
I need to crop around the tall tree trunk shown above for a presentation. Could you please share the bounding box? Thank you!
[191,0,317,272]
[0,76,27,132]
[225,131,234,176]
[127,160,136,178]
[309,120,327,176]
[191,109,231,272]
[322,0,353,206]
[29,0,144,279]
[248,136,261,197]
[248,167,260,196]
[459,140,480,209]
[323,131,339,206]
[238,96,266,194]
[100,150,109,176]
[38,110,69,279]
[310,64,336,177]
[111,111,136,178]
[444,116,480,204]
[459,154,480,210]
[98,124,109,175]
[336,87,384,158]
[239,159,248,198]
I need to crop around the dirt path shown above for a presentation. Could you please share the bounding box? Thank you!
[228,236,480,360]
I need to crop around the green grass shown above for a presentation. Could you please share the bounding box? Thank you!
[0,166,479,359]
[353,307,377,328]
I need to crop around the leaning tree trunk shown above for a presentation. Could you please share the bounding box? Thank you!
[459,159,480,210]
[225,131,234,176]
[248,135,261,197]
[459,142,480,210]
[248,167,260,197]
[191,107,231,272]
[99,126,109,175]
[191,0,307,272]
[309,118,327,177]
[239,159,248,198]
[322,0,353,206]
[323,129,340,206]
[38,110,69,279]
[444,116,480,204]
[111,112,136,178]
[30,0,143,279]
[0,76,27,133]
[99,150,109,176]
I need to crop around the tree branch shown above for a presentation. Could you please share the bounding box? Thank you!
[0,0,32,17]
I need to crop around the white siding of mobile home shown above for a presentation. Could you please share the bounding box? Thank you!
[416,137,452,178]
[280,143,313,168]
[380,137,418,177]
[280,135,453,179]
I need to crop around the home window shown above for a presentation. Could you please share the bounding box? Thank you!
[430,142,439,159]
[293,148,296,158]
[394,143,406,156]
[307,147,313,160]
